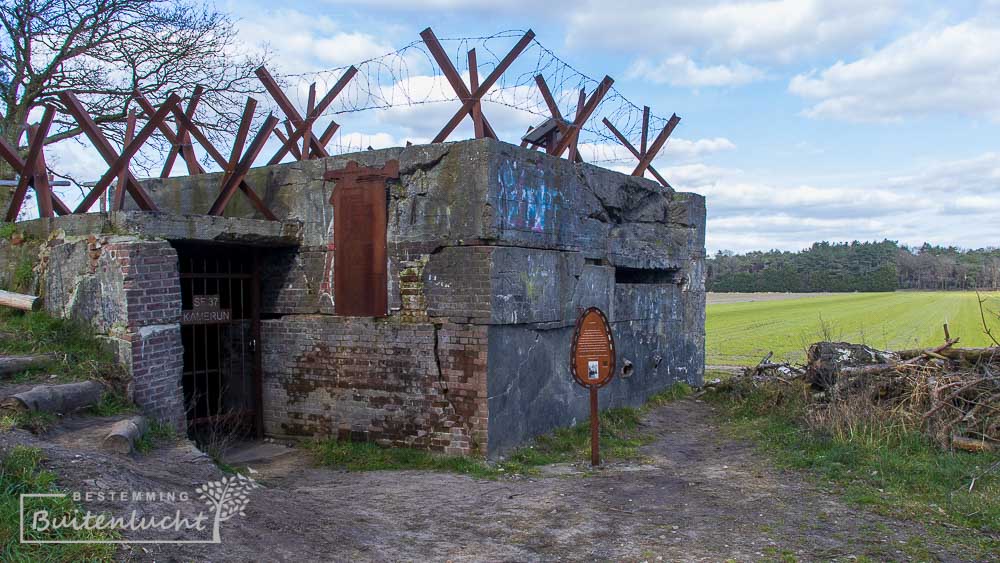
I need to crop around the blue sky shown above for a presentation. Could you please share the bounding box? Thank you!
[50,0,1000,254]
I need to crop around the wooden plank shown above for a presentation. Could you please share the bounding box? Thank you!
[468,49,484,139]
[303,83,316,159]
[641,106,649,156]
[29,125,54,218]
[113,110,136,211]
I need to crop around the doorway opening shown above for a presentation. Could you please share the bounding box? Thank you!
[174,242,263,446]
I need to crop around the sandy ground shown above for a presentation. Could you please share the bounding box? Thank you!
[2,399,969,562]
[707,292,838,305]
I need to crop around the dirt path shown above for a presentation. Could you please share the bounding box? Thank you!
[3,400,960,562]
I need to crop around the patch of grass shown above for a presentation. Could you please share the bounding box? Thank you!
[310,382,694,478]
[9,255,34,294]
[0,446,117,561]
[134,420,178,454]
[1,411,58,434]
[0,309,121,384]
[707,382,1000,558]
[308,440,501,478]
[87,391,135,417]
[0,222,16,239]
[706,291,1000,366]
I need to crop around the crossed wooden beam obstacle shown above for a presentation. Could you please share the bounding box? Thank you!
[523,74,614,162]
[2,28,678,223]
[255,65,356,164]
[0,106,73,221]
[603,108,681,189]
[420,27,536,143]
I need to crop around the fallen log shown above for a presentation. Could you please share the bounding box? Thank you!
[103,416,147,454]
[0,289,41,311]
[0,380,104,415]
[0,354,56,377]
[952,435,996,453]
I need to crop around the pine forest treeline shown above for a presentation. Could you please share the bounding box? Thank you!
[707,241,1000,292]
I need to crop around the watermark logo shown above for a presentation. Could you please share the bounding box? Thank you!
[20,474,260,545]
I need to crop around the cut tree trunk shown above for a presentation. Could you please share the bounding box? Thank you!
[805,342,899,389]
[0,290,41,311]
[0,354,56,376]
[0,380,104,415]
[103,416,147,454]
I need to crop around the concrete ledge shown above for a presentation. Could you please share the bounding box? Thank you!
[16,211,302,247]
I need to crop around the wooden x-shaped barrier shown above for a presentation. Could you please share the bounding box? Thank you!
[603,108,681,188]
[56,91,166,214]
[529,75,614,162]
[255,65,356,164]
[0,106,73,221]
[160,85,206,177]
[420,27,535,143]
[136,93,280,219]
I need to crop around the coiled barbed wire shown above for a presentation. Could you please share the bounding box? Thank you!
[267,30,673,165]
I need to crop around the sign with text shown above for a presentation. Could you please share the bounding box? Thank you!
[570,307,616,388]
[569,307,617,466]
[182,295,231,325]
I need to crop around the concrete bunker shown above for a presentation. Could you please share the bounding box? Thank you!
[6,138,705,457]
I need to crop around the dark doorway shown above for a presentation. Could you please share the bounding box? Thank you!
[174,243,262,440]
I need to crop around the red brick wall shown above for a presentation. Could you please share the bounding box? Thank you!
[104,240,186,430]
[261,317,488,454]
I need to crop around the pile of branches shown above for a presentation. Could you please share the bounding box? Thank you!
[711,337,1000,453]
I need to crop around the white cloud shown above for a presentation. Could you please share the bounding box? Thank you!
[627,55,765,87]
[578,137,736,165]
[790,20,1000,122]
[234,9,397,74]
[671,152,1000,253]
[567,0,901,64]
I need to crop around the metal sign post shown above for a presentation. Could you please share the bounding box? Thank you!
[570,307,616,466]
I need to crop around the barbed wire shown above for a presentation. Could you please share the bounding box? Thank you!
[267,30,674,165]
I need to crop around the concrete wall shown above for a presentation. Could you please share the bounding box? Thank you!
[17,137,704,457]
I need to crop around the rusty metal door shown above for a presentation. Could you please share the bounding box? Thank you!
[327,161,397,317]
[176,244,262,437]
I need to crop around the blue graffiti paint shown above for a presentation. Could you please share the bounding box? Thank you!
[497,159,556,233]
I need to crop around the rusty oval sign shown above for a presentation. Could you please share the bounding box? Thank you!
[570,307,616,388]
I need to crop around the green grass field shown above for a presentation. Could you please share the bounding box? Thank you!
[706,291,1000,366]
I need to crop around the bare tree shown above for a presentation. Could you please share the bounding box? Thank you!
[0,0,268,206]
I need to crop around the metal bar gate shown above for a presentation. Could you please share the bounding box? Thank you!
[176,244,262,437]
